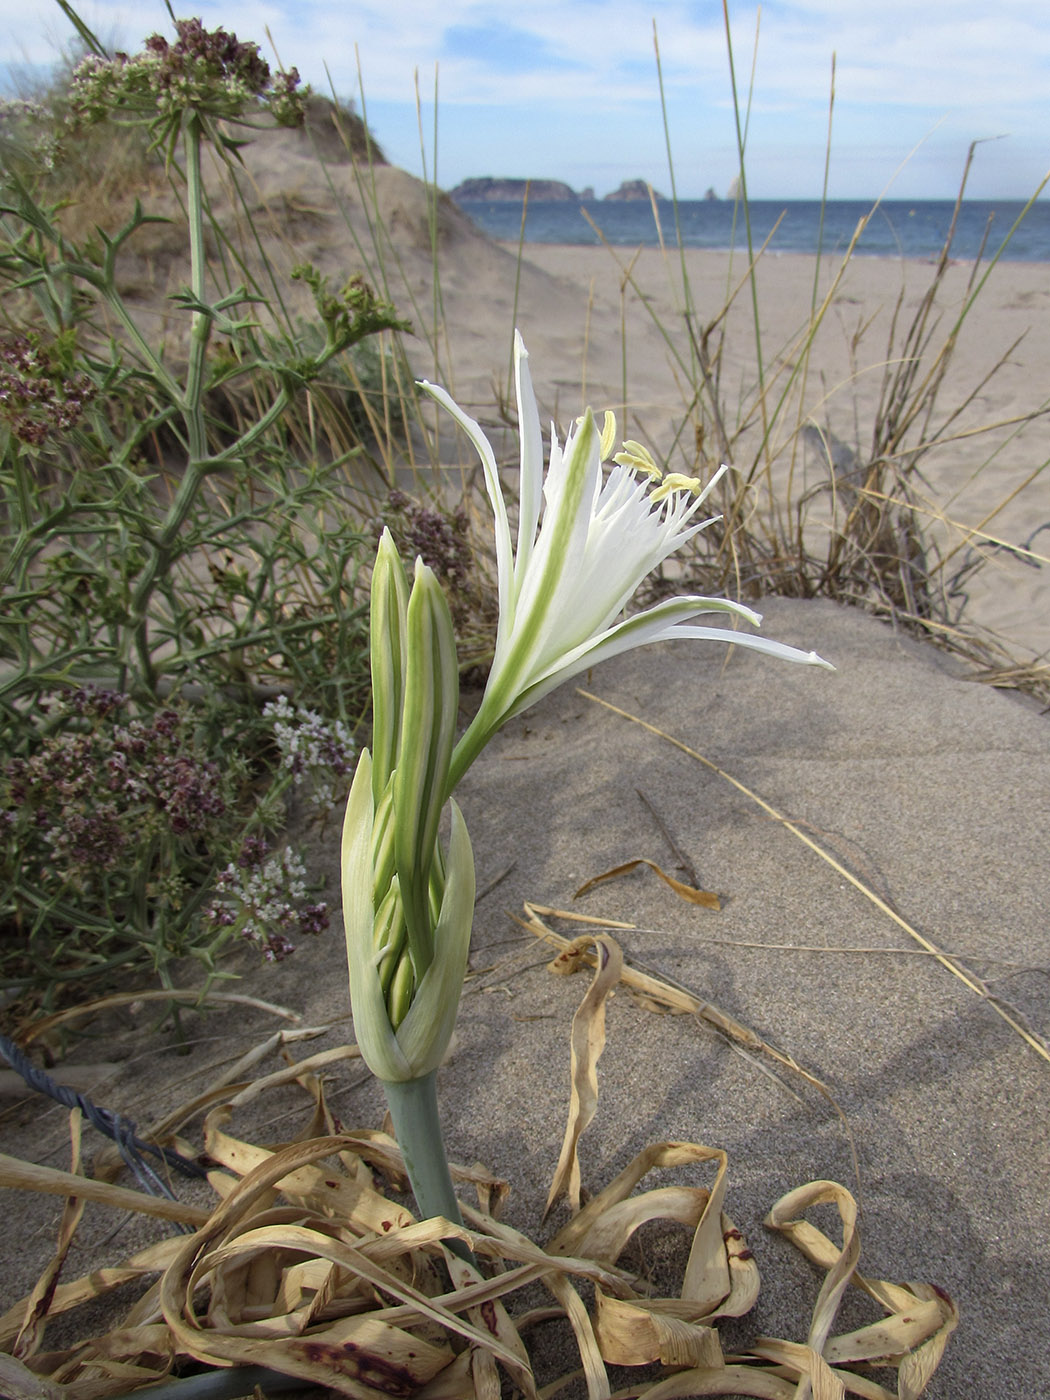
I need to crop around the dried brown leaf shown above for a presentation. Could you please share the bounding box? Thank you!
[544,935,623,1217]
[594,1289,724,1367]
[631,1364,797,1397]
[2,943,954,1400]
[574,858,720,909]
[0,1353,69,1400]
[14,1113,87,1359]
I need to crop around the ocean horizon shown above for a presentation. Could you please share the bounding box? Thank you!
[452,197,1050,263]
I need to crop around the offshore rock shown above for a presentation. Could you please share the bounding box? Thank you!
[449,177,579,201]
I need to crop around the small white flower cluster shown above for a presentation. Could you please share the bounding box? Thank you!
[209,841,327,961]
[263,695,357,811]
[0,98,59,170]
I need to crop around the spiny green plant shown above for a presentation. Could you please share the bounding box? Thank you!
[0,13,415,1008]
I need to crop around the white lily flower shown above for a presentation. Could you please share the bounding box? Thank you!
[421,332,832,788]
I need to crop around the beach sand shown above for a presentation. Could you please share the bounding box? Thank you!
[2,147,1049,1396]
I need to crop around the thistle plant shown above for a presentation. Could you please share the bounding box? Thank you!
[343,333,833,1232]
[0,14,407,1001]
[0,15,407,710]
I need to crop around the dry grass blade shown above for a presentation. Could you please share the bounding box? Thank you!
[0,1153,210,1226]
[16,991,302,1048]
[574,859,720,909]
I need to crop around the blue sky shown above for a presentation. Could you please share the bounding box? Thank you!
[4,0,1049,199]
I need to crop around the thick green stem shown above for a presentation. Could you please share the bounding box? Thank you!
[124,113,209,692]
[381,1071,471,1261]
[182,111,210,466]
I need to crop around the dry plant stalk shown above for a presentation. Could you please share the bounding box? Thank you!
[0,941,955,1399]
[575,686,1050,1066]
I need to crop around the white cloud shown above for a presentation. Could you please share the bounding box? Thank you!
[3,0,1046,197]
[8,0,1049,116]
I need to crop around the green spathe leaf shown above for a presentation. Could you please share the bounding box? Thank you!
[369,529,410,803]
[342,750,475,1083]
[392,559,459,978]
[393,798,474,1077]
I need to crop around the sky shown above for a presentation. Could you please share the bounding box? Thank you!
[4,0,1049,200]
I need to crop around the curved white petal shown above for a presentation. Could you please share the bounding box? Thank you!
[513,331,543,595]
[426,334,833,789]
[420,379,514,624]
[499,596,756,715]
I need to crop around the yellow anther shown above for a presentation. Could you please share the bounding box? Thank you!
[598,410,617,460]
[649,472,703,503]
[613,439,663,480]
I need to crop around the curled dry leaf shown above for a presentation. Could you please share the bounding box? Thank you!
[0,934,955,1399]
[575,858,720,909]
[544,934,623,1217]
[0,1353,69,1400]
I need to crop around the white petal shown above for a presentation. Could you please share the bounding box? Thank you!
[420,379,514,624]
[502,597,832,716]
[513,331,543,597]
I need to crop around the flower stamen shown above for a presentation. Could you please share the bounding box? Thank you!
[650,472,705,503]
[613,439,663,480]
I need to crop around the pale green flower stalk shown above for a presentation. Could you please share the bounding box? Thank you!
[344,335,832,1236]
[342,534,475,1234]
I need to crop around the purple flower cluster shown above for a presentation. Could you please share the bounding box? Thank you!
[375,491,473,594]
[206,835,329,961]
[0,334,95,447]
[144,19,272,94]
[3,690,226,894]
[70,18,305,128]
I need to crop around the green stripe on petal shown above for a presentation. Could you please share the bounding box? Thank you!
[342,750,413,1082]
[477,409,599,726]
[394,800,475,1079]
[392,560,459,977]
[369,531,410,802]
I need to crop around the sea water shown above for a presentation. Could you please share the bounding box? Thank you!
[452,197,1050,262]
